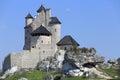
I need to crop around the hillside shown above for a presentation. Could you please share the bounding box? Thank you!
[4,70,120,80]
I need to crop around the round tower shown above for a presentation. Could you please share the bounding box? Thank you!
[25,13,33,26]
[48,17,61,52]
[24,13,33,50]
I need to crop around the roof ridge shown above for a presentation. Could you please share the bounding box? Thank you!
[31,25,52,36]
[37,5,46,12]
[25,13,33,19]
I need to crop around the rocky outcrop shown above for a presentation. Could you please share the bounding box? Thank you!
[38,50,65,72]
[18,78,28,80]
[37,48,115,79]
[0,66,18,79]
[62,48,104,72]
[108,59,118,64]
[42,75,53,80]
[117,58,120,65]
[61,48,111,79]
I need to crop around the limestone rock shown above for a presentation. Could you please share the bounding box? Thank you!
[98,63,112,69]
[0,66,18,79]
[42,75,53,80]
[62,48,104,72]
[108,59,118,64]
[38,50,65,72]
[18,78,28,80]
[117,58,120,65]
[62,48,108,78]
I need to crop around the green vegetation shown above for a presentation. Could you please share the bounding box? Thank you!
[61,76,86,80]
[103,68,120,77]
[5,70,48,80]
[4,68,120,80]
[0,69,2,76]
[61,76,107,80]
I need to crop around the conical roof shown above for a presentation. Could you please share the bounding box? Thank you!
[37,5,46,12]
[25,13,33,19]
[57,35,79,46]
[49,17,61,24]
[31,25,52,36]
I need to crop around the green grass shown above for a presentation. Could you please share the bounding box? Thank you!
[61,76,86,80]
[4,68,120,80]
[103,68,120,77]
[5,70,48,80]
[61,76,106,80]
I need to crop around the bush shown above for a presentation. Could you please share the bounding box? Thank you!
[0,69,2,76]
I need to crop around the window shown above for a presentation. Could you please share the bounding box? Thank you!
[43,51,45,53]
[27,30,29,32]
[64,47,67,50]
[55,29,56,32]
[25,37,27,39]
[32,46,35,48]
[41,40,43,43]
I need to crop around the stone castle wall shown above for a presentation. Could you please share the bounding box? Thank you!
[3,5,61,72]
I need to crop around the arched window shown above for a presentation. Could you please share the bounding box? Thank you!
[55,29,56,32]
[41,40,43,43]
[43,51,45,53]
[64,47,67,50]
[32,46,35,48]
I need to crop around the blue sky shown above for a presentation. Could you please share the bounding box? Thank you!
[0,0,120,69]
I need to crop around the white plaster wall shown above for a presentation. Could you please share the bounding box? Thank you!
[47,24,61,53]
[31,35,51,48]
[26,18,33,26]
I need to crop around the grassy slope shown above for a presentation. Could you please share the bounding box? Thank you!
[4,69,120,80]
[5,70,48,80]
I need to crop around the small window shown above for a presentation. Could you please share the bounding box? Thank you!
[27,30,29,32]
[55,29,56,32]
[32,46,35,48]
[41,40,43,43]
[25,37,27,39]
[43,51,45,53]
[64,47,67,50]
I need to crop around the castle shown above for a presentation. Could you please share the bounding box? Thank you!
[3,5,79,72]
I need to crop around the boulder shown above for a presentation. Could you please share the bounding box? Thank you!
[62,48,106,78]
[42,75,53,80]
[0,66,18,79]
[18,78,28,80]
[117,58,120,65]
[38,50,66,72]
[108,59,118,64]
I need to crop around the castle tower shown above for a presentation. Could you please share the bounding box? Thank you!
[23,13,33,50]
[48,17,61,53]
[23,5,61,60]
[32,5,50,30]
[25,13,33,26]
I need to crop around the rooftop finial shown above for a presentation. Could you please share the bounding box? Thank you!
[37,3,46,12]
[41,2,44,6]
